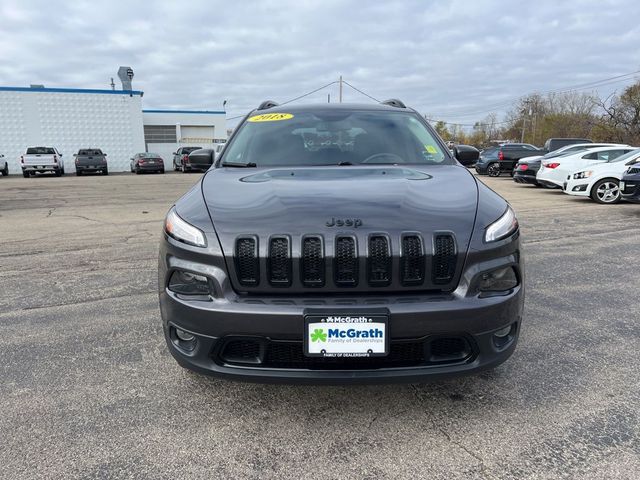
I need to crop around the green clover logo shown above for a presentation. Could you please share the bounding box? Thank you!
[310,328,327,342]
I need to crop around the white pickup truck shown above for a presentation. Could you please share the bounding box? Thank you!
[21,146,65,177]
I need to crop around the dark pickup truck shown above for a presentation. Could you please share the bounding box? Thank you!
[75,149,108,176]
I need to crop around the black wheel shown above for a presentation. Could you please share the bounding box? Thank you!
[1,163,8,176]
[23,171,30,178]
[534,182,544,188]
[590,178,620,204]
[135,167,141,175]
[160,169,165,174]
[54,168,62,177]
[487,163,501,177]
[104,168,109,176]
[76,170,82,176]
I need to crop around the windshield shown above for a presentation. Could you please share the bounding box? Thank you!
[221,110,451,167]
[27,147,55,155]
[78,149,101,155]
[611,148,640,163]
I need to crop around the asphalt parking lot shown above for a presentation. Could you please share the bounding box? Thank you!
[1,171,639,479]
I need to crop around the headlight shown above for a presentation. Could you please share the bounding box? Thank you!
[573,171,592,180]
[479,267,518,292]
[165,207,207,247]
[485,206,518,242]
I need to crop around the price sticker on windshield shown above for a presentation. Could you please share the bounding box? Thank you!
[248,113,294,122]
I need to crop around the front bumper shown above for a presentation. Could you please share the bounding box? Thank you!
[563,178,590,196]
[621,177,640,202]
[159,233,524,384]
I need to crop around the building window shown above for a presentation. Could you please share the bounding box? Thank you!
[144,125,177,144]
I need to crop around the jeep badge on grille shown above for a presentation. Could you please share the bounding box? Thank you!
[326,217,363,228]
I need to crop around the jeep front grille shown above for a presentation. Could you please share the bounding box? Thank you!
[433,234,457,284]
[268,236,291,286]
[301,236,325,287]
[368,235,391,286]
[334,236,358,287]
[231,233,458,291]
[235,237,259,286]
[401,235,425,285]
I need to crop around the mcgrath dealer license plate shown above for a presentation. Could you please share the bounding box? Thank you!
[304,315,388,358]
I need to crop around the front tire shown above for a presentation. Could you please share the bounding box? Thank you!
[1,162,8,176]
[76,170,82,176]
[591,179,620,204]
[487,163,501,177]
[23,171,30,178]
[104,168,109,176]
[55,169,62,177]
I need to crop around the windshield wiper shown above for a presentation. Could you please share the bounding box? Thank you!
[221,162,257,168]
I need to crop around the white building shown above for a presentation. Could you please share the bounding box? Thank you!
[0,86,226,173]
[143,110,226,163]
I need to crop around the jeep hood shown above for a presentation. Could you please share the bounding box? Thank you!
[201,165,478,257]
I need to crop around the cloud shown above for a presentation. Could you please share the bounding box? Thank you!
[0,0,639,127]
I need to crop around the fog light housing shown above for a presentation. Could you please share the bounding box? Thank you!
[168,270,212,296]
[493,323,516,348]
[171,327,197,352]
[494,326,511,338]
[479,267,518,294]
[176,328,195,342]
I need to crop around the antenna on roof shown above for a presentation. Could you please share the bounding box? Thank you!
[257,100,279,110]
[381,99,406,109]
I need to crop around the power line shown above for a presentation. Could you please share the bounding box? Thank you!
[226,81,339,120]
[341,80,381,103]
[429,69,640,118]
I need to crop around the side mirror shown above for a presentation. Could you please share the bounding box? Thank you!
[172,152,177,155]
[453,145,480,166]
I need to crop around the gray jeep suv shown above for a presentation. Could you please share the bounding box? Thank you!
[158,100,524,384]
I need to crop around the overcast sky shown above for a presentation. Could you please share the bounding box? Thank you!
[1,0,639,126]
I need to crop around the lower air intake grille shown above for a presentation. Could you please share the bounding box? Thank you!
[334,236,358,287]
[433,234,456,284]
[301,236,325,287]
[401,235,425,285]
[235,237,259,286]
[368,235,391,286]
[268,237,291,286]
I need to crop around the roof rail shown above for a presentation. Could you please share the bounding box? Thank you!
[257,100,279,110]
[381,98,406,109]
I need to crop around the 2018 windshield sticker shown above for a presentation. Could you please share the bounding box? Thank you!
[248,113,294,122]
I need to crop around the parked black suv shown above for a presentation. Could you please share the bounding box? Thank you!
[475,143,541,176]
[172,146,203,172]
[159,100,524,384]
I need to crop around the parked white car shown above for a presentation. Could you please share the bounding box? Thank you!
[1,154,7,176]
[564,148,640,204]
[536,146,635,188]
[21,146,65,177]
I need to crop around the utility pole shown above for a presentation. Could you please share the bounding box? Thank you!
[110,78,115,91]
[339,75,343,103]
[521,100,531,143]
[328,93,331,103]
